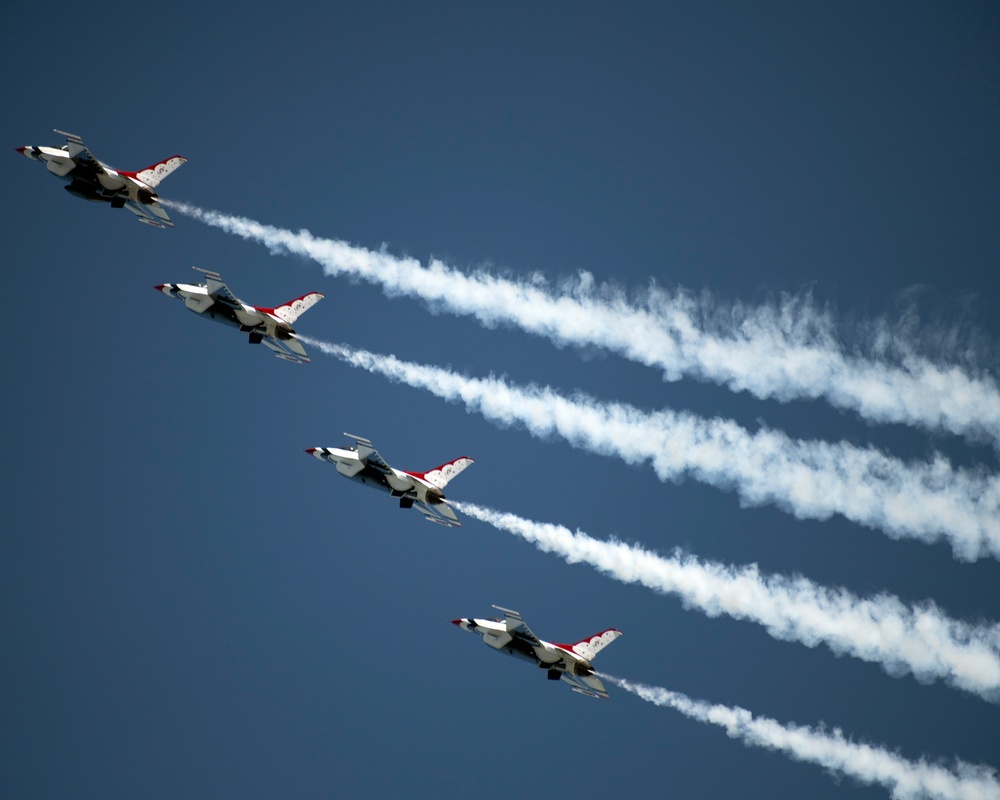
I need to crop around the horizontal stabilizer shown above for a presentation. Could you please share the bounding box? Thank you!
[561,672,611,699]
[415,499,462,527]
[125,198,173,227]
[263,336,310,364]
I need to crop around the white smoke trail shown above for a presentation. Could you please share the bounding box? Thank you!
[603,676,999,800]
[166,200,1000,445]
[300,337,1000,561]
[451,501,1000,702]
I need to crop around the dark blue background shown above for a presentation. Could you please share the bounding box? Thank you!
[3,3,998,798]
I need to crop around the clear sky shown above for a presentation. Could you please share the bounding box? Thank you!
[3,3,999,798]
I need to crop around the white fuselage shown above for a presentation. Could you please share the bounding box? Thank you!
[156,283,289,340]
[451,618,592,676]
[18,145,150,203]
[309,446,440,504]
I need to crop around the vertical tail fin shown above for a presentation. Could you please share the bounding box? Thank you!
[419,456,474,489]
[568,629,622,661]
[135,155,188,188]
[270,292,325,324]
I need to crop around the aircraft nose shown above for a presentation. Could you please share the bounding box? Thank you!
[14,146,33,159]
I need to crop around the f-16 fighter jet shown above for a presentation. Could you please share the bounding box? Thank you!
[15,130,186,228]
[155,268,323,363]
[452,606,622,698]
[305,434,473,527]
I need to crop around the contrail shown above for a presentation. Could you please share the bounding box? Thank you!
[301,337,1000,561]
[603,676,999,800]
[451,501,1000,701]
[165,200,1000,446]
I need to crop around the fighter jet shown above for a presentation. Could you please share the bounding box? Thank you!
[452,606,622,698]
[15,130,186,228]
[155,268,323,363]
[305,434,473,527]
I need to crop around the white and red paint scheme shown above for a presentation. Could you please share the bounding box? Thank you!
[305,434,473,527]
[155,267,323,363]
[452,607,622,698]
[16,130,186,228]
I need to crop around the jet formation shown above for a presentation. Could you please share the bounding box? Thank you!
[16,130,623,698]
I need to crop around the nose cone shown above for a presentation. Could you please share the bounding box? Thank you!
[304,447,319,457]
[451,618,473,632]
[15,146,32,159]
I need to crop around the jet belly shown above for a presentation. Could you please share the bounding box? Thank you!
[313,448,397,495]
[344,464,395,494]
[95,168,125,192]
[201,305,250,331]
[503,640,584,676]
[480,624,540,666]
[157,283,241,329]
[175,287,259,332]
[500,640,542,667]
[462,618,561,668]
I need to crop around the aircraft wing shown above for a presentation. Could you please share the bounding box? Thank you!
[123,198,172,228]
[559,672,611,699]
[414,499,461,527]
[344,434,393,474]
[262,335,311,364]
[200,271,243,308]
[56,130,103,173]
[494,607,543,647]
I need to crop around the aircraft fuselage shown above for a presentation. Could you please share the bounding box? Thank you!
[452,617,589,675]
[17,144,151,206]
[155,283,291,343]
[305,438,469,527]
[309,445,434,503]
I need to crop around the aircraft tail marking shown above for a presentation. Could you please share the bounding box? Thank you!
[270,292,325,324]
[135,155,188,188]
[568,628,622,661]
[419,456,474,489]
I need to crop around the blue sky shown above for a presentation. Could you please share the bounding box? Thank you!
[3,3,999,798]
